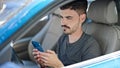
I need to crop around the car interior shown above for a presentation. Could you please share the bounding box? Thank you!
[1,0,119,67]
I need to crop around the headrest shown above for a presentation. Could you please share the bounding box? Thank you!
[53,8,61,15]
[87,0,118,24]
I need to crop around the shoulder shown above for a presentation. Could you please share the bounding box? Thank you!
[83,32,99,48]
[82,33,102,57]
[84,33,97,43]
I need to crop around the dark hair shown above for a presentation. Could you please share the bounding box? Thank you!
[60,0,88,15]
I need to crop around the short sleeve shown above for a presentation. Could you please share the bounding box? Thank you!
[81,37,102,61]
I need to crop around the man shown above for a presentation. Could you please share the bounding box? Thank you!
[33,0,101,68]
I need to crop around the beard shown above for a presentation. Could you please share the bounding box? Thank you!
[62,26,73,35]
[61,19,81,35]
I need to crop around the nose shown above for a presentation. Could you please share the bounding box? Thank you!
[61,18,67,25]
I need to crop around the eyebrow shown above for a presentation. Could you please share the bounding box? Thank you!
[52,13,73,19]
[52,13,63,18]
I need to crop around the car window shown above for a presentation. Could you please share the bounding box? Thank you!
[87,0,95,11]
[0,0,55,46]
[0,0,32,27]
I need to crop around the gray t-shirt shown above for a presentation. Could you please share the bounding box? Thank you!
[53,32,101,66]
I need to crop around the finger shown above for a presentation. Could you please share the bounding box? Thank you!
[33,52,41,61]
[46,50,55,54]
[40,55,48,61]
[36,58,45,66]
[40,61,45,66]
[36,58,41,61]
[33,49,39,52]
[42,60,48,66]
[43,62,47,66]
[33,49,41,56]
[33,55,38,59]
[33,51,40,56]
[33,54,41,60]
[39,52,49,57]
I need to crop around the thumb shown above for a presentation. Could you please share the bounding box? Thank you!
[46,50,55,54]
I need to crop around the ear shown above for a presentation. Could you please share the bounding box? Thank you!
[80,14,86,24]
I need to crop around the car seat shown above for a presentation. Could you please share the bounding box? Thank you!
[82,0,120,55]
[28,9,63,62]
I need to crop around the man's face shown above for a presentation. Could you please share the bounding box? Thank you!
[60,9,82,35]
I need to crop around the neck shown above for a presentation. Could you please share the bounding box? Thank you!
[68,28,83,43]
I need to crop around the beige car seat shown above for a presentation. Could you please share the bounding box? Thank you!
[83,0,120,55]
[28,9,63,62]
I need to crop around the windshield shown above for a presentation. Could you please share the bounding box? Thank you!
[0,0,32,27]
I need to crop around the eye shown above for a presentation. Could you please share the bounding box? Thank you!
[66,16,73,20]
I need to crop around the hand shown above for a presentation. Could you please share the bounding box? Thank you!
[32,49,45,67]
[39,50,64,68]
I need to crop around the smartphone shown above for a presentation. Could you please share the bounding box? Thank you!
[32,41,44,52]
